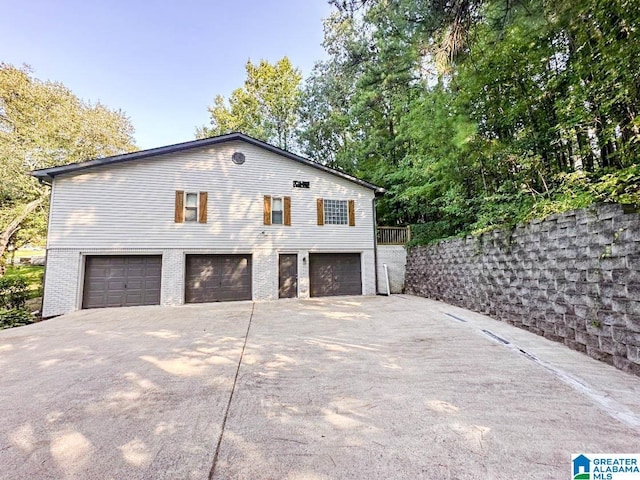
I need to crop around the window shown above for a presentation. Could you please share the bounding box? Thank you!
[185,192,198,222]
[323,199,348,225]
[264,195,291,226]
[272,197,284,224]
[175,190,207,224]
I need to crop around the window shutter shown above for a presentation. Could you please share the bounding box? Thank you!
[264,195,272,225]
[284,196,291,226]
[317,198,324,226]
[175,190,184,223]
[198,192,208,223]
[348,200,356,226]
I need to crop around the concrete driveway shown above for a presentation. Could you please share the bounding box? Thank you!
[1,296,639,479]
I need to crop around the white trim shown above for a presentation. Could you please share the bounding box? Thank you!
[271,196,284,225]
[183,191,199,223]
[76,253,86,311]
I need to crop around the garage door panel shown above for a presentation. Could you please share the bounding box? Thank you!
[106,294,124,307]
[126,278,143,290]
[83,256,162,309]
[86,294,105,306]
[185,255,251,303]
[125,293,143,304]
[309,253,362,297]
[92,257,125,268]
[145,264,162,275]
[126,267,144,277]
[144,278,161,289]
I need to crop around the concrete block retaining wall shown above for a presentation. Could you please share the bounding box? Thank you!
[405,204,640,376]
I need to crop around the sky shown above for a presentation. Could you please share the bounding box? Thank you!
[1,0,332,149]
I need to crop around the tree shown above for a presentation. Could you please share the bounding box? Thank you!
[299,3,427,223]
[197,57,302,150]
[300,0,640,240]
[0,64,136,274]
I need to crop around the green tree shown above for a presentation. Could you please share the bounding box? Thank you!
[0,64,136,273]
[197,57,302,150]
[301,0,640,239]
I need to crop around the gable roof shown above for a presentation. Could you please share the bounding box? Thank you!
[31,132,384,194]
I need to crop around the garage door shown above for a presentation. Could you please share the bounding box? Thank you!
[309,253,362,297]
[185,254,252,303]
[83,255,162,309]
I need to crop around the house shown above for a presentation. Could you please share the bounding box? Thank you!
[32,133,385,318]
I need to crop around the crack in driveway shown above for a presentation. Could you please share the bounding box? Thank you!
[208,302,255,480]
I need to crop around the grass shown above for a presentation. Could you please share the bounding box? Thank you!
[11,249,46,259]
[7,248,46,267]
[5,265,44,300]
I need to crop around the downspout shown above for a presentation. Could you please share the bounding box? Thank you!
[39,177,53,318]
[372,197,379,294]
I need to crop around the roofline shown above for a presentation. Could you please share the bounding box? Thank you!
[31,132,385,193]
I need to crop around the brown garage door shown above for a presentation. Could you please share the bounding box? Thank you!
[185,254,252,303]
[309,253,362,297]
[83,255,162,309]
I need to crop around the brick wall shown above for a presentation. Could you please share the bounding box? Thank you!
[43,247,378,317]
[405,204,640,375]
[42,250,82,317]
[161,250,183,306]
[377,245,407,294]
[362,249,377,296]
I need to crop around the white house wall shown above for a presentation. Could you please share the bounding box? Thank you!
[43,141,377,317]
[376,245,407,294]
[47,141,375,250]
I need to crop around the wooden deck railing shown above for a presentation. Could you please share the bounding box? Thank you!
[377,226,410,245]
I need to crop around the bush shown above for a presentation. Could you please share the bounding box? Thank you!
[0,276,28,309]
[0,308,34,329]
[4,265,44,299]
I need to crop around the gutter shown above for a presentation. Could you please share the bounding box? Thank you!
[372,197,379,294]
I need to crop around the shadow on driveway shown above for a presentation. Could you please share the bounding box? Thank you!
[1,296,638,479]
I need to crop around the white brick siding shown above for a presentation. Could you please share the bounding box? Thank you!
[42,250,82,317]
[42,247,376,317]
[377,245,407,294]
[298,250,310,299]
[252,249,278,301]
[161,250,183,306]
[362,249,377,296]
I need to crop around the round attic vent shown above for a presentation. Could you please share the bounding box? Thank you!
[232,151,246,165]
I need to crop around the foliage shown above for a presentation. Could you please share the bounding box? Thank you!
[298,0,640,244]
[197,57,302,150]
[0,270,36,329]
[0,308,34,329]
[0,64,136,270]
[0,276,28,309]
[5,265,44,299]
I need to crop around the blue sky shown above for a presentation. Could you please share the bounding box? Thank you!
[1,0,332,149]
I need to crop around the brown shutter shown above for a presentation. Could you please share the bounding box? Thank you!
[284,196,291,226]
[348,200,355,226]
[175,190,184,223]
[263,195,272,225]
[317,198,324,226]
[198,192,208,223]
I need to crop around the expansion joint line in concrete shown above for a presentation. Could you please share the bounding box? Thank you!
[443,311,640,431]
[208,302,255,480]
